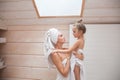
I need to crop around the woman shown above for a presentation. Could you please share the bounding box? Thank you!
[44,28,84,80]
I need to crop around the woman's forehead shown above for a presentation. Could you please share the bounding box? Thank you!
[58,31,64,36]
[59,32,62,35]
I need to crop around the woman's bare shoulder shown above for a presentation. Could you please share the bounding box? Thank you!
[50,52,58,57]
[50,52,62,62]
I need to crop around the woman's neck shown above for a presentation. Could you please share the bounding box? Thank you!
[55,43,63,49]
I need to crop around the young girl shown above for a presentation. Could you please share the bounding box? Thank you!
[53,20,86,80]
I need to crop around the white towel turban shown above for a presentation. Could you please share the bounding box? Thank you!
[44,28,61,68]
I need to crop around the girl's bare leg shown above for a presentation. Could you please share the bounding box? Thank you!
[74,65,80,80]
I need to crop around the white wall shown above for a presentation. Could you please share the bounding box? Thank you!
[69,24,120,80]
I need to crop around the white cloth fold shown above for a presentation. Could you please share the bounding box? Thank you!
[70,49,85,80]
[56,58,71,80]
[44,28,61,68]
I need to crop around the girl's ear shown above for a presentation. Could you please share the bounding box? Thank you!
[78,30,82,34]
[79,30,84,36]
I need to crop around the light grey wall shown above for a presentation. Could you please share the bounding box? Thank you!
[69,24,120,80]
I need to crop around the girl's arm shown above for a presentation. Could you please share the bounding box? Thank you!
[53,40,80,53]
[50,52,70,77]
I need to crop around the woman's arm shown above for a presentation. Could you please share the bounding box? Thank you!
[53,40,80,53]
[50,52,70,77]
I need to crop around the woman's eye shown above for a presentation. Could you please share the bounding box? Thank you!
[59,34,63,37]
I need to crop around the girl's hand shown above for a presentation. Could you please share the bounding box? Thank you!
[72,51,77,55]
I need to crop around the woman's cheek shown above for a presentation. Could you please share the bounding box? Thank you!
[63,38,65,42]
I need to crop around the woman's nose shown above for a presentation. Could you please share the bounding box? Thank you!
[63,37,65,41]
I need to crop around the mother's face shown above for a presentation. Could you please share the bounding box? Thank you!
[57,33,65,44]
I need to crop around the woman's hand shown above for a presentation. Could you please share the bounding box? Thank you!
[73,51,84,60]
[51,52,70,77]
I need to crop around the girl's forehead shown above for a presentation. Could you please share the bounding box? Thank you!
[72,27,77,30]
[73,25,77,28]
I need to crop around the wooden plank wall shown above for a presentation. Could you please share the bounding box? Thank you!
[83,0,120,24]
[0,25,69,80]
[0,0,120,26]
[0,0,120,80]
[1,24,120,80]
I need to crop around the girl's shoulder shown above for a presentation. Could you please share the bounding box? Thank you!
[76,39,82,44]
[77,38,84,43]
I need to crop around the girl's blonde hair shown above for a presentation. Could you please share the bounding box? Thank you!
[74,19,86,34]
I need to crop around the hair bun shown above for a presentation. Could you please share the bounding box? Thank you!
[77,19,82,23]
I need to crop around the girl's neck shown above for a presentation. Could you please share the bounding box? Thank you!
[78,34,84,39]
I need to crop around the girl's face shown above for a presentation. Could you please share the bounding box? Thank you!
[72,27,81,38]
[57,33,65,44]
